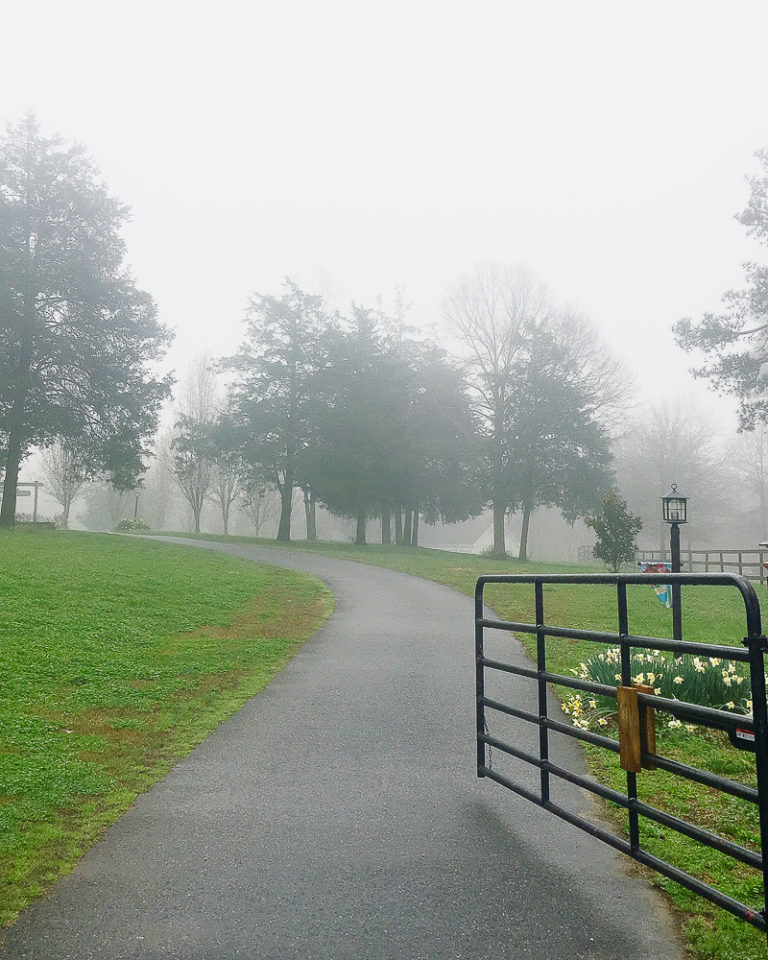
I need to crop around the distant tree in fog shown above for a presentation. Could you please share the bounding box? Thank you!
[171,354,218,534]
[728,424,768,535]
[39,439,87,528]
[142,429,176,531]
[306,306,407,545]
[393,338,482,545]
[206,410,245,536]
[614,401,731,550]
[305,307,480,546]
[240,467,274,536]
[445,264,621,559]
[675,148,768,428]
[0,115,171,528]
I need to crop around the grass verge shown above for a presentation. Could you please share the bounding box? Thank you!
[163,532,767,960]
[0,529,332,927]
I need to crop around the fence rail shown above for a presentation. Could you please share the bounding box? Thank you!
[636,549,768,584]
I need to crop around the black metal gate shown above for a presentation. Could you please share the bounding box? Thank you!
[475,572,768,936]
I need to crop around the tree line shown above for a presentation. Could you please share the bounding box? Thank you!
[12,113,768,560]
[173,269,622,557]
[0,115,627,555]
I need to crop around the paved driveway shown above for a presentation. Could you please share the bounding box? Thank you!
[0,540,681,959]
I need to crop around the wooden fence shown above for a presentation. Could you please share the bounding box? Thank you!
[636,548,768,584]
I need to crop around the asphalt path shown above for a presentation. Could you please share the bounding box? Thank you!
[0,540,681,959]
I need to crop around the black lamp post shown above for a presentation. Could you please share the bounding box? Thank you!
[662,484,688,642]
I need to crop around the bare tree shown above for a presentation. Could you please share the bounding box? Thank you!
[445,264,626,558]
[39,440,87,528]
[240,471,275,536]
[729,424,768,534]
[444,264,548,555]
[614,400,731,551]
[171,354,218,533]
[142,428,177,530]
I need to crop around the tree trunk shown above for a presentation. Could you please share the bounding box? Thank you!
[394,511,403,545]
[0,418,25,528]
[492,500,506,557]
[222,503,229,536]
[193,504,202,534]
[403,509,412,547]
[355,505,366,545]
[518,502,532,561]
[277,479,292,541]
[381,504,391,545]
[303,487,317,541]
[411,508,419,547]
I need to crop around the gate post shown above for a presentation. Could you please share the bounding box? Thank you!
[475,580,486,777]
[744,628,768,923]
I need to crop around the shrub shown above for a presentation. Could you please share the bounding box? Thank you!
[115,517,150,532]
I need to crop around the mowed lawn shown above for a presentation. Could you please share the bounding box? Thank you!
[183,534,767,960]
[0,530,332,927]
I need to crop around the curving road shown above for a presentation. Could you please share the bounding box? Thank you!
[0,540,681,959]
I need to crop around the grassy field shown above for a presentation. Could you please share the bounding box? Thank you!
[172,533,767,960]
[0,528,332,927]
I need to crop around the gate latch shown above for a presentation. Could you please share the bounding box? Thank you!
[617,684,657,773]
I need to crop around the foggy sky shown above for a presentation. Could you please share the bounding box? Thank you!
[4,0,768,434]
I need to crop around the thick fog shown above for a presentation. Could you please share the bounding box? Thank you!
[6,1,768,554]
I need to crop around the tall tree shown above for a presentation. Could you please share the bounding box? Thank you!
[674,148,768,427]
[307,306,407,545]
[0,115,171,527]
[224,280,327,541]
[395,340,482,544]
[505,314,615,560]
[444,264,545,556]
[446,265,621,558]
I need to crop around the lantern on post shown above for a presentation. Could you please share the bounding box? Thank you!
[662,484,688,528]
[662,484,688,642]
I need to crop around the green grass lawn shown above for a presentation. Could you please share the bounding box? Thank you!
[0,528,332,927]
[170,533,768,960]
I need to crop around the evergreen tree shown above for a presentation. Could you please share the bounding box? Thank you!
[0,115,171,526]
[223,280,327,541]
[586,491,643,571]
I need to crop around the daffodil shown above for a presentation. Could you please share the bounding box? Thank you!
[674,676,684,685]
[668,718,682,729]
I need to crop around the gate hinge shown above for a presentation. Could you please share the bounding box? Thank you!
[742,634,768,652]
